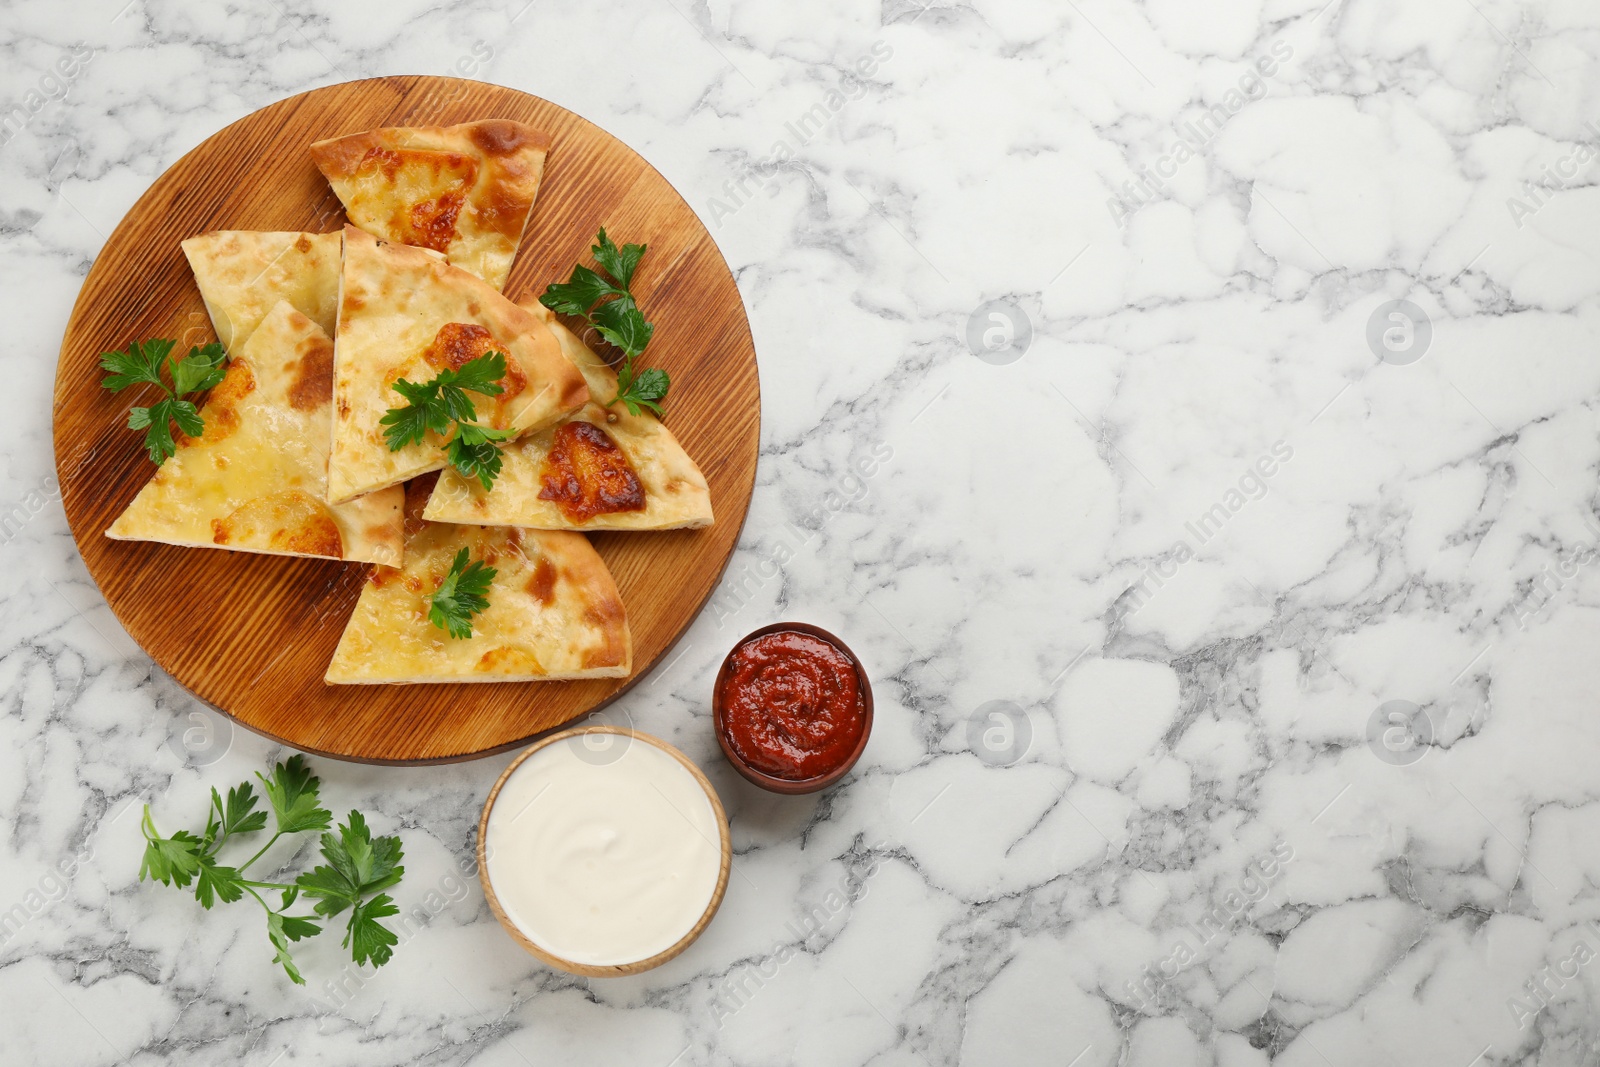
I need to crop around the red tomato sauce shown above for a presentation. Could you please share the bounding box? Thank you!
[717,630,866,780]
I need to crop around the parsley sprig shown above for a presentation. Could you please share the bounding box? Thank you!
[99,339,228,464]
[541,229,670,416]
[427,547,496,639]
[138,755,405,985]
[380,352,515,490]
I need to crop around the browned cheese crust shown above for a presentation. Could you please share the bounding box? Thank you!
[107,302,404,564]
[310,119,549,290]
[326,226,588,504]
[325,476,631,684]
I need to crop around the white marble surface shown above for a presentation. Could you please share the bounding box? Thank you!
[4,0,1600,1063]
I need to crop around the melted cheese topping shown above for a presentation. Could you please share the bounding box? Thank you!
[422,321,527,425]
[485,735,723,967]
[324,477,630,684]
[325,227,587,504]
[106,303,403,565]
[181,231,341,352]
[310,120,549,290]
[343,146,479,253]
[537,422,647,521]
[423,310,714,531]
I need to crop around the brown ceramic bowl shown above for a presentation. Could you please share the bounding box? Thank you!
[712,622,874,795]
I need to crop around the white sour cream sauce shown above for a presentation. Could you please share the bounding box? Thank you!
[485,733,723,967]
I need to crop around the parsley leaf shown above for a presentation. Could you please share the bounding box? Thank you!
[297,812,406,947]
[99,339,172,392]
[615,366,671,417]
[139,807,203,888]
[194,860,245,909]
[169,342,227,396]
[256,754,334,836]
[169,399,204,440]
[266,911,321,985]
[379,378,448,451]
[127,400,177,465]
[591,296,653,359]
[445,422,514,490]
[100,339,229,465]
[293,863,353,913]
[137,758,407,987]
[426,547,496,639]
[346,894,401,967]
[590,228,646,291]
[540,264,621,317]
[441,350,508,399]
[539,229,671,415]
[382,353,511,489]
[296,811,405,917]
[206,783,268,850]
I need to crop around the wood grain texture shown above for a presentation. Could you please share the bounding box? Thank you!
[476,727,732,977]
[52,77,760,764]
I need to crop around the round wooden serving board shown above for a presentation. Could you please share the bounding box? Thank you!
[52,76,760,764]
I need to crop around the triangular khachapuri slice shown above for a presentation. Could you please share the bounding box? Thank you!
[181,230,342,352]
[309,119,549,290]
[107,302,403,565]
[327,226,588,505]
[424,300,713,531]
[325,477,631,684]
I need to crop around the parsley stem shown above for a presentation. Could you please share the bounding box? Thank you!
[238,831,284,874]
[235,878,299,892]
[210,824,243,858]
[240,883,314,917]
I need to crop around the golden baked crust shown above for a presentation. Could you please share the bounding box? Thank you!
[326,226,588,504]
[325,477,631,684]
[106,302,403,565]
[310,119,550,290]
[181,230,341,351]
[423,300,713,531]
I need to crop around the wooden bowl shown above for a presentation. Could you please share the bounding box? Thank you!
[476,726,731,976]
[712,622,874,795]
